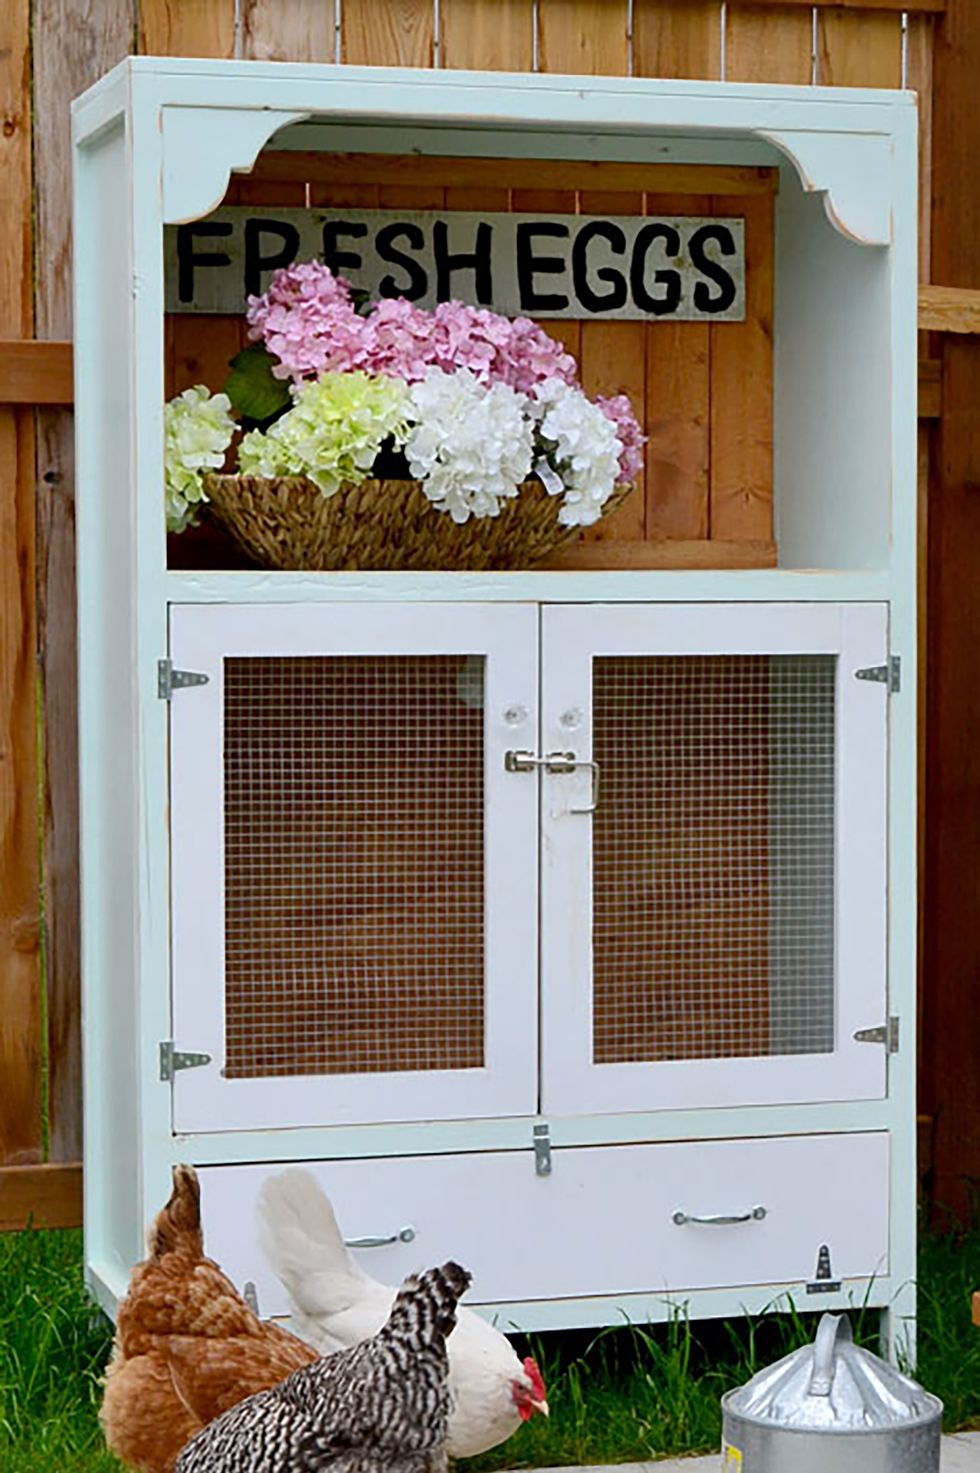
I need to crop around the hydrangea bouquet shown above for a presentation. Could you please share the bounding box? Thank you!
[164,260,645,567]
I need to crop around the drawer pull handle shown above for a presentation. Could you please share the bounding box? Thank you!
[345,1226,417,1248]
[672,1206,767,1227]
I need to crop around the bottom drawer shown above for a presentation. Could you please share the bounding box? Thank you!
[198,1131,889,1317]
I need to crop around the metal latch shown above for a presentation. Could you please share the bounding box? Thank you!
[855,656,901,693]
[505,750,601,814]
[853,1016,900,1053]
[158,659,209,700]
[533,1122,552,1177]
[243,1281,260,1315]
[159,1041,213,1081]
[807,1242,842,1295]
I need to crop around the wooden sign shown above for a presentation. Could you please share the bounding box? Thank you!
[164,208,746,322]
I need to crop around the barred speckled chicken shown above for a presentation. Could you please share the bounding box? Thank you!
[174,1261,471,1473]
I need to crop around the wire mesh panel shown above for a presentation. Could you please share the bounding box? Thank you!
[592,654,836,1064]
[223,654,485,1079]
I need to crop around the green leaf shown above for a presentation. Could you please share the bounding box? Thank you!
[223,343,291,423]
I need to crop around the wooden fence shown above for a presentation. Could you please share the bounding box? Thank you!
[2,0,978,1228]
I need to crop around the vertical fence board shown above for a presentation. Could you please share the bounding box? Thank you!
[241,1,334,62]
[0,0,40,1166]
[342,0,435,67]
[816,10,903,88]
[726,4,813,84]
[633,1,721,79]
[709,191,774,541]
[906,15,935,285]
[538,0,629,75]
[139,0,235,56]
[441,0,533,71]
[32,0,133,1164]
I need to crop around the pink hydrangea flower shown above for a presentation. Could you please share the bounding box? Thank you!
[360,297,439,382]
[246,261,370,380]
[596,393,646,483]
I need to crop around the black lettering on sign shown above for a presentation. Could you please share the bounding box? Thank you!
[516,222,570,312]
[630,223,682,316]
[322,221,368,276]
[176,222,233,304]
[376,222,428,300]
[244,219,301,298]
[433,220,493,304]
[572,221,628,313]
[689,224,738,314]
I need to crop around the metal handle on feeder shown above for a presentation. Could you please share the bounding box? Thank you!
[809,1313,853,1397]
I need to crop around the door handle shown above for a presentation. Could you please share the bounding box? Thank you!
[504,750,601,814]
[672,1206,767,1226]
[345,1225,417,1248]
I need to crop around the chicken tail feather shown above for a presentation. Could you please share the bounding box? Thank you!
[256,1169,363,1313]
[384,1262,472,1347]
[147,1164,203,1259]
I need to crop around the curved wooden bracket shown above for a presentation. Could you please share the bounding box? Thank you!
[759,129,893,247]
[162,106,308,224]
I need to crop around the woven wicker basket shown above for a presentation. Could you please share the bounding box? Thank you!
[201,472,634,573]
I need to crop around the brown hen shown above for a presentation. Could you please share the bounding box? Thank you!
[100,1164,318,1473]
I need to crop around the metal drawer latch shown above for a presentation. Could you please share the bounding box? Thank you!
[807,1242,842,1295]
[533,1122,552,1177]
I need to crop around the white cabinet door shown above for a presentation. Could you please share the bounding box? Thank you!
[169,603,539,1133]
[539,603,889,1114]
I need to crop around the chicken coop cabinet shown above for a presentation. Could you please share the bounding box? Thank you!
[73,59,918,1354]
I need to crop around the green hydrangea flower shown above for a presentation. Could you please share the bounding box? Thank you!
[238,371,412,496]
[164,385,236,533]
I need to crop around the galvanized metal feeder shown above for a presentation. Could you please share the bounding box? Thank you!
[721,1313,942,1472]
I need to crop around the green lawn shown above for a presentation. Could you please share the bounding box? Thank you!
[3,1220,980,1471]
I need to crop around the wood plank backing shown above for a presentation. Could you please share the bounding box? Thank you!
[0,0,41,1169]
[709,191,774,541]
[816,9,903,86]
[248,152,777,197]
[744,0,942,10]
[633,1,721,79]
[538,0,630,75]
[643,193,711,542]
[241,0,335,62]
[33,0,134,1166]
[441,0,533,71]
[139,0,235,56]
[726,4,813,84]
[0,1162,83,1230]
[918,286,980,334]
[577,190,646,543]
[342,0,435,66]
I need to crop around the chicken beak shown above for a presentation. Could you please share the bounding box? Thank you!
[532,1398,550,1417]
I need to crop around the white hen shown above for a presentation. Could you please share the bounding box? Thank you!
[256,1169,548,1459]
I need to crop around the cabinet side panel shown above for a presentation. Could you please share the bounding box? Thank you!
[73,117,143,1286]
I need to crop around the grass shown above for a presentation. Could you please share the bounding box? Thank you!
[3,1220,980,1471]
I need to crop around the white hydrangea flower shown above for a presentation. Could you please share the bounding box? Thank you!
[532,377,623,527]
[403,368,534,523]
[164,385,236,533]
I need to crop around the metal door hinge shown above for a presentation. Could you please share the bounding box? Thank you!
[853,1016,900,1053]
[855,656,901,693]
[807,1243,842,1295]
[158,659,209,700]
[533,1122,552,1177]
[159,1040,212,1081]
